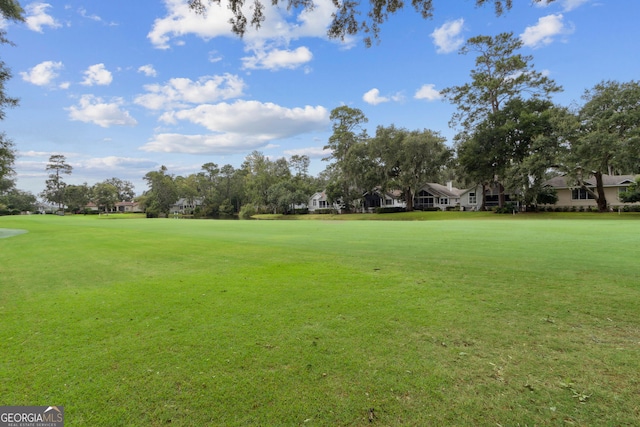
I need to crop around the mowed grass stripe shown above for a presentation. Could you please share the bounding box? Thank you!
[0,214,639,425]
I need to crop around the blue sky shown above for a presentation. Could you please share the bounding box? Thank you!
[3,0,639,195]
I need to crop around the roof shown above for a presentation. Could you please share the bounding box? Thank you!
[419,183,463,198]
[545,174,638,188]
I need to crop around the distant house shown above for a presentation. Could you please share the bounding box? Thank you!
[458,183,520,211]
[542,174,639,209]
[84,202,99,212]
[170,198,203,215]
[308,191,341,213]
[414,182,463,211]
[363,189,406,212]
[115,201,142,213]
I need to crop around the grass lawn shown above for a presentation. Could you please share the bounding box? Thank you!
[1,213,639,425]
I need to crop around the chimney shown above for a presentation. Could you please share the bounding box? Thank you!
[447,181,453,191]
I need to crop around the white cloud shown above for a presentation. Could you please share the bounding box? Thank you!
[363,88,389,105]
[414,84,441,101]
[148,0,336,49]
[20,60,63,86]
[81,156,157,170]
[283,146,331,159]
[81,63,113,86]
[242,46,313,71]
[67,95,137,128]
[142,100,329,154]
[561,0,589,11]
[134,74,245,110]
[25,2,61,32]
[140,133,274,154]
[431,18,465,54]
[161,100,328,134]
[520,14,573,48]
[78,7,101,22]
[138,64,157,77]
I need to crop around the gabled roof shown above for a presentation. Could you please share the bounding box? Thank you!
[418,183,463,198]
[545,174,638,188]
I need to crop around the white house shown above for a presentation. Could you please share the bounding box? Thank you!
[308,191,340,213]
[413,182,463,211]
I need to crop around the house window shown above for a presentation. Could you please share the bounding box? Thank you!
[440,198,448,205]
[319,200,327,208]
[468,192,476,204]
[313,200,317,207]
[415,190,435,207]
[385,198,393,206]
[572,188,595,200]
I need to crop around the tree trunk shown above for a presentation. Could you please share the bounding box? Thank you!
[405,188,414,212]
[480,183,487,211]
[594,171,608,212]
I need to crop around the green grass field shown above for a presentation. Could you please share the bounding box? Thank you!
[1,213,639,426]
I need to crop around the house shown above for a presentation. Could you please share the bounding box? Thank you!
[170,198,203,215]
[414,182,463,211]
[458,183,520,211]
[114,201,142,213]
[363,189,406,212]
[308,191,340,213]
[542,174,639,209]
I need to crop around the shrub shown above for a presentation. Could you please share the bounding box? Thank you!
[314,208,338,215]
[293,208,309,215]
[238,204,256,219]
[218,200,235,217]
[494,202,517,214]
[374,207,406,214]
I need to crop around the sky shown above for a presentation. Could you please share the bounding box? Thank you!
[2,0,639,196]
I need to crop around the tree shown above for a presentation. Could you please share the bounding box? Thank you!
[443,32,561,207]
[323,106,371,211]
[568,80,640,212]
[1,188,36,212]
[189,0,553,46]
[103,177,135,201]
[92,182,119,212]
[442,32,561,132]
[64,183,91,213]
[620,177,640,203]
[458,98,567,210]
[371,125,452,211]
[0,134,15,186]
[0,1,24,184]
[41,154,73,210]
[143,165,179,216]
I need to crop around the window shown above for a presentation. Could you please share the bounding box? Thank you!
[572,188,595,200]
[415,190,435,207]
[385,198,393,206]
[319,200,328,208]
[468,192,476,204]
[440,198,448,205]
[313,200,317,207]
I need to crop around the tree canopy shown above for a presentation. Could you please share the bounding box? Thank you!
[189,0,554,46]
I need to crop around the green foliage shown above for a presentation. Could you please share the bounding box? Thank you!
[218,199,234,216]
[143,165,178,216]
[619,177,640,203]
[374,206,406,214]
[568,80,640,211]
[41,154,73,209]
[442,32,561,132]
[238,204,256,219]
